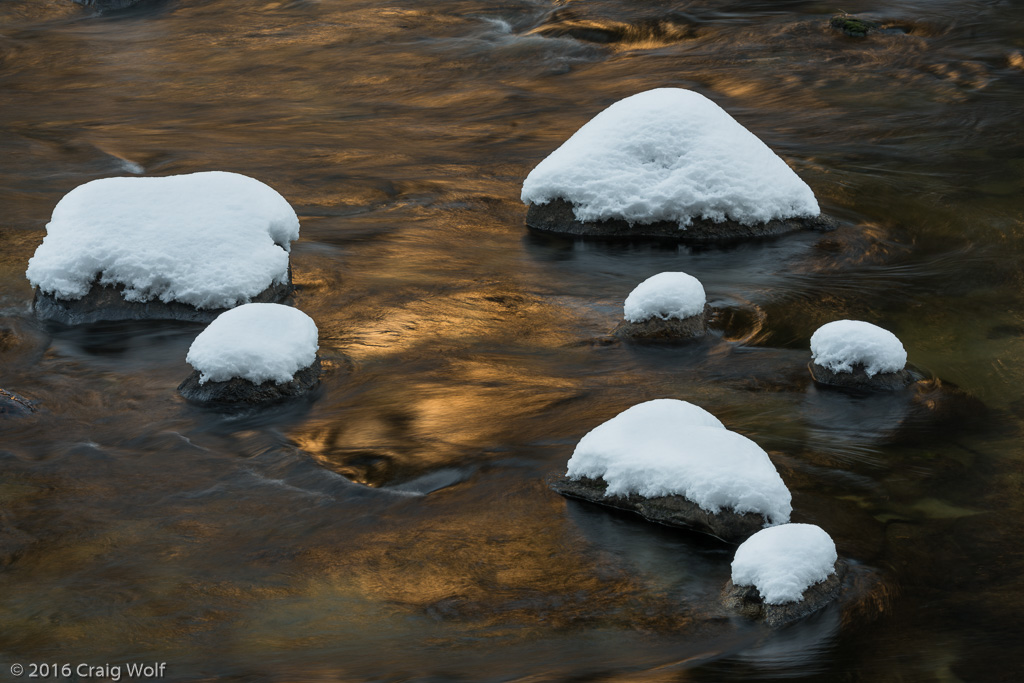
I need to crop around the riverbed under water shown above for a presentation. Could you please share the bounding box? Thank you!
[2,0,1024,680]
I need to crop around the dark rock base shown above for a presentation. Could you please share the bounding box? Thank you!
[0,388,36,417]
[34,274,293,325]
[723,560,847,628]
[178,358,322,408]
[526,199,836,243]
[612,305,710,341]
[550,475,768,543]
[810,362,913,392]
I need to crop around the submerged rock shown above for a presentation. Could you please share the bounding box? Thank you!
[527,198,835,243]
[0,388,36,417]
[178,358,322,407]
[550,474,768,543]
[34,275,293,326]
[829,14,881,38]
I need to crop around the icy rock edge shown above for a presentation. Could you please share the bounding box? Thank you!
[27,171,300,324]
[522,88,835,242]
[549,399,792,543]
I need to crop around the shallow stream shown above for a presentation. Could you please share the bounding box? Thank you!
[2,0,1024,679]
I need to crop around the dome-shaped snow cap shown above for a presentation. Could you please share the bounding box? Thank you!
[186,303,319,385]
[731,523,838,604]
[623,272,706,323]
[27,171,300,310]
[810,320,907,377]
[521,88,819,228]
[566,399,791,525]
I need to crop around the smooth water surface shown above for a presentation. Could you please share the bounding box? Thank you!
[2,0,1024,679]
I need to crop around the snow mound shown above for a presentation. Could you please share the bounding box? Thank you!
[731,523,838,604]
[566,400,791,525]
[624,272,706,323]
[810,320,907,377]
[521,88,819,228]
[26,171,300,310]
[186,303,319,385]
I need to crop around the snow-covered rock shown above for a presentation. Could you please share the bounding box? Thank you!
[810,320,911,390]
[624,272,706,323]
[731,524,837,604]
[178,303,321,406]
[614,272,709,341]
[27,171,299,323]
[550,399,791,542]
[723,523,844,627]
[522,88,830,241]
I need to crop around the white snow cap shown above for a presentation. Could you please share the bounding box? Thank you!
[26,171,300,310]
[566,399,792,525]
[731,523,838,604]
[810,320,907,377]
[624,272,706,323]
[186,303,319,385]
[521,88,819,228]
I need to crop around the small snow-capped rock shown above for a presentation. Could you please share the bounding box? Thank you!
[179,303,322,407]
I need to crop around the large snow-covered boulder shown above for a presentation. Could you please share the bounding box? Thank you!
[613,272,709,341]
[27,171,300,324]
[549,399,792,542]
[177,303,321,407]
[810,320,911,390]
[723,523,844,627]
[522,88,833,241]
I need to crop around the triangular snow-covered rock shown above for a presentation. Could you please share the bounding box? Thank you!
[522,88,821,236]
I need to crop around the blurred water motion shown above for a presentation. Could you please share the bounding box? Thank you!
[2,0,1024,679]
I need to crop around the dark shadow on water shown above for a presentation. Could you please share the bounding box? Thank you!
[45,318,204,361]
[75,0,175,20]
[181,384,325,432]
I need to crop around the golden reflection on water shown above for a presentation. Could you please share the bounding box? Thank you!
[3,0,1024,678]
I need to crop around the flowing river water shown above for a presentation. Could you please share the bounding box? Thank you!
[2,0,1024,679]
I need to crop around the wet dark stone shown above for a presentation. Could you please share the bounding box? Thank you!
[177,358,322,408]
[809,362,913,391]
[33,272,293,326]
[612,304,710,341]
[723,560,847,628]
[0,388,36,417]
[829,14,881,38]
[550,475,768,543]
[526,199,835,243]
